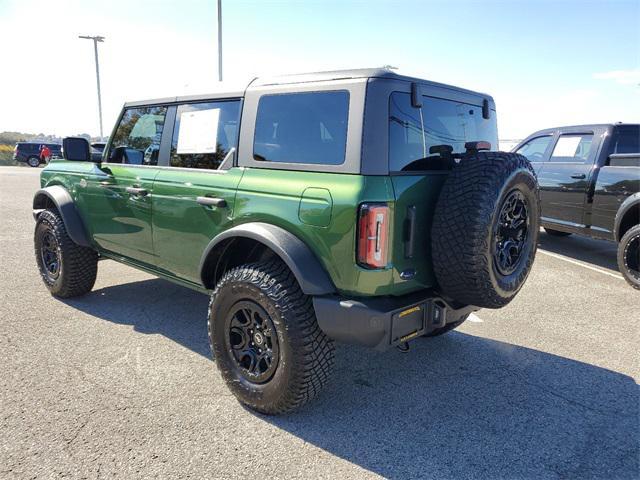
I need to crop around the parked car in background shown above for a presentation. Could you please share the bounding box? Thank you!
[13,142,62,167]
[514,123,640,288]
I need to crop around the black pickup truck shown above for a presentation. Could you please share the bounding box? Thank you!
[514,123,640,289]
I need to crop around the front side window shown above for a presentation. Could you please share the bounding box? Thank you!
[108,106,167,165]
[389,92,498,171]
[550,134,593,163]
[515,136,553,162]
[170,100,241,170]
[253,91,349,165]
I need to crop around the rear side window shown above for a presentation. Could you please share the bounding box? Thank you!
[389,92,498,171]
[253,91,349,165]
[170,100,241,170]
[550,134,593,163]
[610,126,640,154]
[108,106,167,165]
[515,136,553,162]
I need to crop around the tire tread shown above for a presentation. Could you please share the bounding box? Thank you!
[208,260,335,414]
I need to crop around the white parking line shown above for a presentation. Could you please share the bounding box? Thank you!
[468,313,483,323]
[537,249,624,280]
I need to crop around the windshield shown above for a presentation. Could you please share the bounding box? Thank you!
[389,91,498,171]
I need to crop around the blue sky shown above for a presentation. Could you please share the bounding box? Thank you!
[0,0,638,140]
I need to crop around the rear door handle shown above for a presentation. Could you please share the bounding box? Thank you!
[197,196,227,208]
[570,173,586,179]
[125,186,148,196]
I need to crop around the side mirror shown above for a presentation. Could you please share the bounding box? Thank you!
[62,137,92,162]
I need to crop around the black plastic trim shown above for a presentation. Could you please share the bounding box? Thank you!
[313,290,477,350]
[615,193,640,241]
[32,186,91,247]
[199,222,335,295]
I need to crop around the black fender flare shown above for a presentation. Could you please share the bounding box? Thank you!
[614,193,640,241]
[199,222,335,296]
[33,186,91,247]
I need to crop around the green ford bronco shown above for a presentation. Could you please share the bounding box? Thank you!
[33,68,540,414]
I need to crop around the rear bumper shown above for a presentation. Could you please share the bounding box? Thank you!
[313,290,477,350]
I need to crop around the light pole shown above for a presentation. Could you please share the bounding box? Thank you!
[217,0,223,81]
[79,35,105,138]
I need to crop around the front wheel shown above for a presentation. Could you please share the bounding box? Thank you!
[27,156,40,167]
[34,209,98,297]
[208,260,335,414]
[618,225,640,289]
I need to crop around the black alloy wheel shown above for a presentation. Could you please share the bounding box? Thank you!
[624,236,640,276]
[40,231,61,281]
[225,300,279,384]
[209,260,335,414]
[34,209,98,298]
[493,189,530,276]
[618,224,640,289]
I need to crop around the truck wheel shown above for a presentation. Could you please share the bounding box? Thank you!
[544,227,572,237]
[423,314,469,337]
[431,152,540,308]
[34,209,98,298]
[617,224,640,290]
[208,260,335,414]
[27,156,40,167]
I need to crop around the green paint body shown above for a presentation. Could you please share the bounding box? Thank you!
[41,159,446,297]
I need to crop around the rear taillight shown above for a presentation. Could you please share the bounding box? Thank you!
[357,203,389,269]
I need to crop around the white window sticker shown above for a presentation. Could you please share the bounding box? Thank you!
[552,136,582,158]
[177,108,220,154]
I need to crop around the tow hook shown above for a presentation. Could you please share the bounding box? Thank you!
[397,342,410,353]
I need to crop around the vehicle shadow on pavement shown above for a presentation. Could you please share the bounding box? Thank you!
[269,336,638,479]
[64,278,212,358]
[538,231,620,273]
[64,278,638,479]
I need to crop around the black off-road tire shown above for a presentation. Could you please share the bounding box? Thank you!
[544,227,572,237]
[423,314,469,338]
[34,209,98,298]
[208,260,335,415]
[431,152,540,308]
[617,224,640,290]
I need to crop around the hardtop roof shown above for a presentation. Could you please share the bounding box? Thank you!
[123,67,494,107]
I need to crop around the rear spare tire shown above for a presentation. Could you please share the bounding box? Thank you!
[431,152,539,308]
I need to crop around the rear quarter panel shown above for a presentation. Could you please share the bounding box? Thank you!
[234,168,398,296]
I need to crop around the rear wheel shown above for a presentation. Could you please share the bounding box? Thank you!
[618,224,640,290]
[208,260,335,414]
[544,227,572,237]
[34,209,98,297]
[27,156,40,167]
[431,152,540,308]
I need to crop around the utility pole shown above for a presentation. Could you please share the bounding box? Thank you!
[79,35,105,138]
[217,0,223,81]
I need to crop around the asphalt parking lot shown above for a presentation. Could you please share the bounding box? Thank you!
[1,166,638,479]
